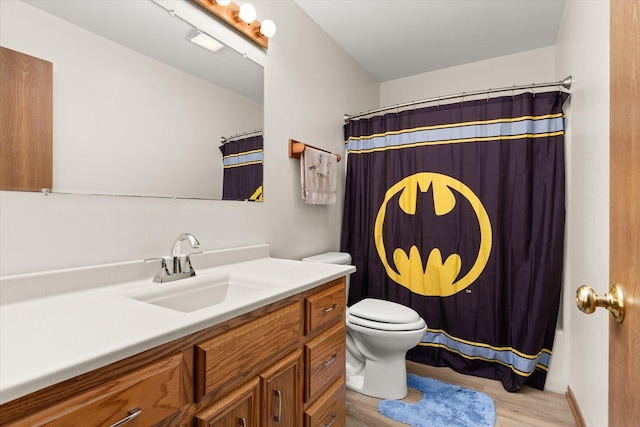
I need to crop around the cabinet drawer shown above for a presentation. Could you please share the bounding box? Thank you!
[304,322,345,402]
[195,377,260,427]
[195,302,303,401]
[305,282,345,335]
[304,378,346,427]
[10,353,183,427]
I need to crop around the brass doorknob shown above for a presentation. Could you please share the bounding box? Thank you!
[576,284,625,323]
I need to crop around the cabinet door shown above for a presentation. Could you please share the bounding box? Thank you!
[195,377,260,427]
[8,353,183,427]
[0,47,52,192]
[260,351,302,427]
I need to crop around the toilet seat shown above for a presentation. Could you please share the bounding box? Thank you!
[347,298,426,331]
[347,314,426,331]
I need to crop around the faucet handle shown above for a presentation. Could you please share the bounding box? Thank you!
[185,251,203,260]
[184,252,202,277]
[144,257,171,283]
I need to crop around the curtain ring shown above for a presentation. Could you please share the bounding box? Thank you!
[437,96,440,108]
[486,90,491,102]
[460,92,466,105]
[531,84,536,97]
[512,86,516,99]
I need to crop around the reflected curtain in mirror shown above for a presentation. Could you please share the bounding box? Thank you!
[219,135,263,201]
[341,92,568,391]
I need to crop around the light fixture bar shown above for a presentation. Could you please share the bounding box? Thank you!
[190,0,268,49]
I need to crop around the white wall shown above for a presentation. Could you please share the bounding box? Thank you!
[1,0,262,200]
[381,46,556,106]
[556,1,610,426]
[0,0,378,276]
[260,1,379,260]
[379,46,571,393]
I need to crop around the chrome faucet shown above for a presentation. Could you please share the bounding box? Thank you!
[171,233,200,274]
[145,233,201,283]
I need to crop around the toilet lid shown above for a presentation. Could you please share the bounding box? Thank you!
[347,313,427,331]
[348,298,422,324]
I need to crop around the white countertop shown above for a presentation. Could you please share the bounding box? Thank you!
[0,245,355,404]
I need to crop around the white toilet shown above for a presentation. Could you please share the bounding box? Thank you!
[302,252,428,400]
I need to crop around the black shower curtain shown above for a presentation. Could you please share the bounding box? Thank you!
[219,135,263,201]
[341,91,568,391]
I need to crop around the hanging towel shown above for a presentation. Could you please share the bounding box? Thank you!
[300,146,337,205]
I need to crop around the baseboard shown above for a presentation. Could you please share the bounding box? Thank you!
[565,386,587,427]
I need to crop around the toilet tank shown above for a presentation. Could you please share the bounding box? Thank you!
[302,252,352,304]
[302,252,352,265]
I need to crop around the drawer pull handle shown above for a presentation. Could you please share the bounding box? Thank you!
[322,413,338,427]
[109,407,142,427]
[239,416,247,427]
[323,303,339,313]
[274,389,282,422]
[323,353,338,367]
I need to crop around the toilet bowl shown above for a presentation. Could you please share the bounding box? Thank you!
[302,252,428,400]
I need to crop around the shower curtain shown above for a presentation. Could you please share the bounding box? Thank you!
[341,91,568,391]
[219,135,263,201]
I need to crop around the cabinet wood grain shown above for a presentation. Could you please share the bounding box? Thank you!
[304,378,346,427]
[7,353,183,427]
[0,47,52,192]
[194,377,260,427]
[305,322,346,403]
[305,280,345,335]
[195,302,303,401]
[260,350,303,427]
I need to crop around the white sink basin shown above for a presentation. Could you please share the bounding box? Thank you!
[128,272,270,313]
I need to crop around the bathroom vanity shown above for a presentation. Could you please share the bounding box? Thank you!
[0,245,354,426]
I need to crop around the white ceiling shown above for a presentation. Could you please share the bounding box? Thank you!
[295,0,567,82]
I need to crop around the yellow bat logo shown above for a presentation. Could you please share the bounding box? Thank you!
[374,172,492,297]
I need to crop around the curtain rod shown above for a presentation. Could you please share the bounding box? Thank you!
[343,75,572,123]
[220,129,263,144]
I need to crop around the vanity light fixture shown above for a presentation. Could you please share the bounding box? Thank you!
[190,0,276,49]
[238,3,257,24]
[185,29,225,52]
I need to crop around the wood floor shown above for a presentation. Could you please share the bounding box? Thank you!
[346,361,576,426]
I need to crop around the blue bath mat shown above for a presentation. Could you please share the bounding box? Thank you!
[378,374,496,427]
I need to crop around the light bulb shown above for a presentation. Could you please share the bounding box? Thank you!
[238,3,257,24]
[216,0,231,5]
[260,19,276,37]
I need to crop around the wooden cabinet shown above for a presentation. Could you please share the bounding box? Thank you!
[194,302,302,401]
[305,322,346,403]
[194,377,260,427]
[260,351,302,427]
[195,351,302,427]
[304,378,346,427]
[303,282,347,427]
[0,47,53,192]
[6,353,183,427]
[0,277,347,426]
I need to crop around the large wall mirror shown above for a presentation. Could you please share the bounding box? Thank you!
[1,0,264,200]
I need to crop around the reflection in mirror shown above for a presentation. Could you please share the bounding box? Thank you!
[220,130,263,201]
[1,0,264,200]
